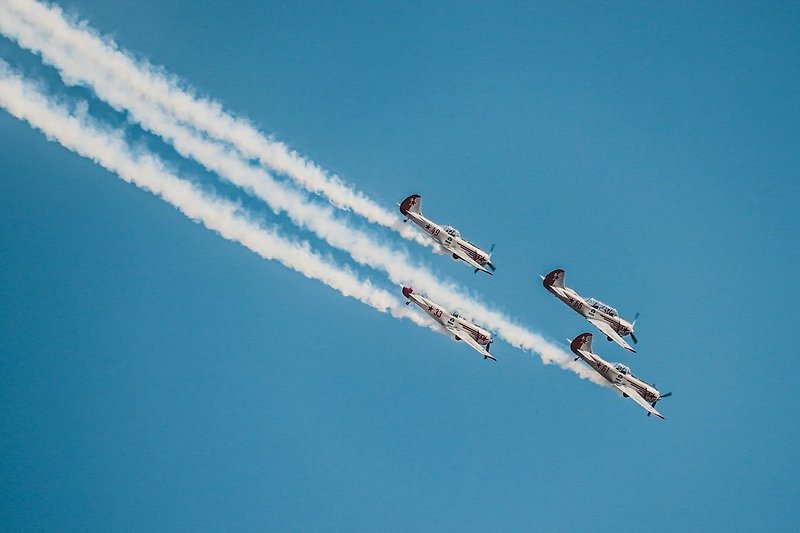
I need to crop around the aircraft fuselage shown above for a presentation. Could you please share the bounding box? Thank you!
[549,285,633,338]
[569,333,666,418]
[399,194,494,274]
[402,287,492,345]
[573,348,659,403]
[542,269,635,339]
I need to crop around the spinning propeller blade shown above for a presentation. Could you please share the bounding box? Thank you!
[485,244,497,271]
[630,312,640,344]
[648,388,672,415]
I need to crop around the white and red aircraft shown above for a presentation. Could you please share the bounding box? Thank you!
[402,286,496,360]
[570,333,670,419]
[399,194,496,275]
[541,268,638,353]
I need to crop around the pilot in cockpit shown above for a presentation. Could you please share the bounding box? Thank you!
[587,298,618,317]
[444,225,461,238]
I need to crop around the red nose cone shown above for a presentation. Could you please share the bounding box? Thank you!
[402,287,413,298]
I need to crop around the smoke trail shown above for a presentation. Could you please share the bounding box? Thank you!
[0,0,605,384]
[0,0,433,248]
[0,64,436,334]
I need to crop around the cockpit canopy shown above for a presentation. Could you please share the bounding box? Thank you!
[585,298,618,317]
[613,363,630,375]
[444,225,461,238]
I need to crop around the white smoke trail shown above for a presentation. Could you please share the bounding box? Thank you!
[0,0,433,248]
[0,0,605,384]
[0,64,436,334]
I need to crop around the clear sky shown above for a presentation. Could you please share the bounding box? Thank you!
[1,1,798,531]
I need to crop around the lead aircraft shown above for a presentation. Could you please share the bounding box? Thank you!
[570,333,670,419]
[541,268,638,353]
[402,287,496,361]
[399,194,496,275]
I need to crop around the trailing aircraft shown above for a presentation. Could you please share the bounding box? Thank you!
[541,268,638,353]
[402,286,496,360]
[399,194,495,275]
[570,333,670,419]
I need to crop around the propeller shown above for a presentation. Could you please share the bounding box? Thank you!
[647,391,672,416]
[486,244,497,272]
[630,312,640,344]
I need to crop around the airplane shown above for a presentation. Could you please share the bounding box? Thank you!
[569,333,670,419]
[399,194,496,275]
[402,286,496,361]
[541,268,638,353]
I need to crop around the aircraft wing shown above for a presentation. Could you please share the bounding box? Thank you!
[614,384,664,419]
[587,318,636,353]
[442,242,492,274]
[446,325,497,361]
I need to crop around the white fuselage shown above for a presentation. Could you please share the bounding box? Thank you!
[406,211,492,272]
[574,348,659,403]
[570,332,665,418]
[578,353,658,402]
[406,291,492,346]
[541,268,636,344]
[547,284,634,339]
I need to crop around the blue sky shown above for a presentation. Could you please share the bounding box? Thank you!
[1,1,798,530]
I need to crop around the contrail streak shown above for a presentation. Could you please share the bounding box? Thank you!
[0,0,605,384]
[0,65,434,334]
[0,0,432,248]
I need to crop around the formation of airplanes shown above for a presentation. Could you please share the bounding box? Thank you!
[398,193,670,419]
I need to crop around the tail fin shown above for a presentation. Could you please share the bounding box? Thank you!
[399,194,422,216]
[570,332,594,355]
[542,268,566,290]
